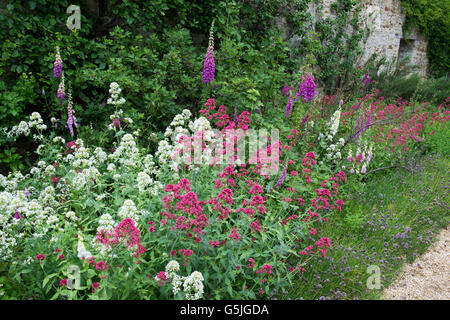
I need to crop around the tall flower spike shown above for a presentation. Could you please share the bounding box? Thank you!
[202,20,215,85]
[53,46,63,78]
[362,72,370,89]
[296,72,316,102]
[66,90,78,137]
[57,74,65,104]
[275,166,287,188]
[285,92,293,118]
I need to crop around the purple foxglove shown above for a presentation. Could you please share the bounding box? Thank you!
[285,93,293,118]
[53,47,63,78]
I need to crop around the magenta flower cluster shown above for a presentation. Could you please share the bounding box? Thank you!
[296,73,316,102]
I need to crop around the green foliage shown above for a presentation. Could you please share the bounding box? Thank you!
[314,0,366,93]
[376,74,422,102]
[401,0,450,77]
[413,76,450,105]
[422,117,450,156]
[374,70,450,105]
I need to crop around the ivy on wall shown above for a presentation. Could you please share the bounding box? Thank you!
[401,0,450,77]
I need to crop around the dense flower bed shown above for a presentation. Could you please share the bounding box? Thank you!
[0,39,448,300]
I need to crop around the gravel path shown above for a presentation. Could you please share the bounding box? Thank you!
[382,225,450,300]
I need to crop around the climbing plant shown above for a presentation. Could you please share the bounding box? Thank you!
[401,0,450,77]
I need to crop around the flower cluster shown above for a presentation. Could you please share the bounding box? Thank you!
[202,20,215,85]
[107,82,126,106]
[53,46,63,78]
[296,72,316,102]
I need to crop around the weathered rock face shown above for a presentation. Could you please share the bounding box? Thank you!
[280,0,429,77]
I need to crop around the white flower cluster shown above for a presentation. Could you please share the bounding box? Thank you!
[118,199,139,222]
[0,184,61,260]
[183,271,205,300]
[318,108,344,164]
[136,171,162,195]
[2,112,47,140]
[107,82,126,106]
[156,110,218,174]
[162,260,205,300]
[109,133,140,167]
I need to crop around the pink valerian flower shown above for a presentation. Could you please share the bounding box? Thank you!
[249,184,263,194]
[256,264,273,275]
[59,278,68,287]
[155,271,170,286]
[218,188,234,204]
[249,220,262,232]
[335,199,344,212]
[96,218,147,259]
[237,111,251,131]
[319,248,328,257]
[35,254,46,261]
[53,46,63,78]
[91,282,100,293]
[248,258,255,268]
[148,221,156,232]
[179,249,193,257]
[208,240,220,248]
[315,237,331,248]
[58,254,65,260]
[202,21,215,84]
[95,261,108,271]
[228,228,240,241]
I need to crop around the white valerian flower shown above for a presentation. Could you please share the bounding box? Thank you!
[107,82,126,106]
[118,199,139,222]
[53,136,66,144]
[97,213,115,232]
[172,274,185,295]
[165,260,180,279]
[66,211,78,221]
[77,236,92,259]
[183,271,204,300]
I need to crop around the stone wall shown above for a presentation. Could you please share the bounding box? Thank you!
[280,0,429,77]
